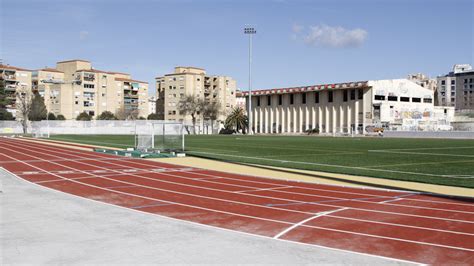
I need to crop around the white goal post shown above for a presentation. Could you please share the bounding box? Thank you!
[135,121,185,152]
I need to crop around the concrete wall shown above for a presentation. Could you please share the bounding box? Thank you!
[384,131,474,139]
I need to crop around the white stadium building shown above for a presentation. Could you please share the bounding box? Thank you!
[241,79,454,135]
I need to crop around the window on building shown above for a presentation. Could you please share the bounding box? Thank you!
[451,97,456,102]
[412,97,421,103]
[278,94,282,105]
[388,96,398,101]
[451,80,455,85]
[423,98,433,103]
[350,89,355,100]
[357,89,363,99]
[315,92,319,103]
[374,95,385,100]
[400,97,410,102]
[267,95,271,106]
[343,90,348,102]
[441,80,446,85]
[257,96,261,106]
[302,93,306,104]
[290,94,294,105]
[328,91,333,102]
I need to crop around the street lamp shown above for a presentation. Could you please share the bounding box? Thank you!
[244,26,256,134]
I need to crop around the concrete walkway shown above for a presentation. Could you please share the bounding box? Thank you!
[1,169,409,265]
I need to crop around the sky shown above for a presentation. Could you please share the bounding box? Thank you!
[1,0,473,96]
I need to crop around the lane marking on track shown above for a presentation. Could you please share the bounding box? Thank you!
[11,137,472,207]
[6,139,474,219]
[381,198,403,204]
[234,185,294,194]
[131,202,174,209]
[274,208,348,239]
[266,193,418,207]
[2,141,474,252]
[36,176,97,183]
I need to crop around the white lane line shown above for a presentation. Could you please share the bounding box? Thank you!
[2,141,474,252]
[274,208,348,239]
[12,137,472,208]
[381,198,403,204]
[368,150,474,158]
[12,140,474,216]
[234,185,294,194]
[371,146,474,151]
[6,139,474,221]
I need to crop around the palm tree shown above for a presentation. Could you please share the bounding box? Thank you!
[178,95,203,134]
[224,107,248,134]
[202,101,221,134]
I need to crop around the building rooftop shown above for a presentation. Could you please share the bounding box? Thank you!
[0,64,31,72]
[38,68,64,73]
[57,59,91,64]
[240,81,369,96]
[115,77,148,84]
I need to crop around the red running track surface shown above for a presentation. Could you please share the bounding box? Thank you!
[1,137,473,265]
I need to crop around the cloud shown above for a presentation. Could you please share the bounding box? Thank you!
[294,24,368,48]
[79,30,89,40]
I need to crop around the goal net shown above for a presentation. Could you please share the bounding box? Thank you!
[135,121,184,152]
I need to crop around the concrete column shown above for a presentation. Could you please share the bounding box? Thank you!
[332,105,337,134]
[347,104,352,134]
[298,107,303,132]
[259,108,263,133]
[292,107,297,133]
[311,106,316,130]
[318,105,322,133]
[269,107,274,134]
[325,105,329,133]
[339,104,344,133]
[354,100,359,134]
[275,107,279,133]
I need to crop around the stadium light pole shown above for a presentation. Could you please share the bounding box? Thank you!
[244,26,256,134]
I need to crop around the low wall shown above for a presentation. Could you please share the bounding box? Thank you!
[384,131,474,139]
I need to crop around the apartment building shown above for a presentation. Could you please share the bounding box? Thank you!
[0,64,32,118]
[242,79,452,134]
[437,64,474,110]
[48,59,149,119]
[148,96,157,115]
[156,67,237,126]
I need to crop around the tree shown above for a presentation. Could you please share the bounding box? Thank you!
[115,106,139,120]
[47,112,56,120]
[76,111,92,121]
[178,95,203,134]
[202,101,221,134]
[15,89,33,133]
[138,116,146,120]
[224,107,248,134]
[28,93,47,121]
[56,114,66,120]
[97,111,116,120]
[0,79,12,111]
[147,113,160,120]
[0,109,14,120]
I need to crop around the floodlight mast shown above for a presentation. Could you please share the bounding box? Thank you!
[244,27,256,134]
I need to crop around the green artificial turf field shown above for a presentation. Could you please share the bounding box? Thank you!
[48,134,474,188]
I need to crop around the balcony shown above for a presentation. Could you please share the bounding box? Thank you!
[1,74,16,81]
[5,84,17,91]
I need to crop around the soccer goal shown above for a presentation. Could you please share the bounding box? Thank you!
[135,121,185,152]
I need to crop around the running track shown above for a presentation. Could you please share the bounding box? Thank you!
[1,137,473,265]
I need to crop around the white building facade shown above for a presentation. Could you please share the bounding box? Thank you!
[242,79,453,134]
